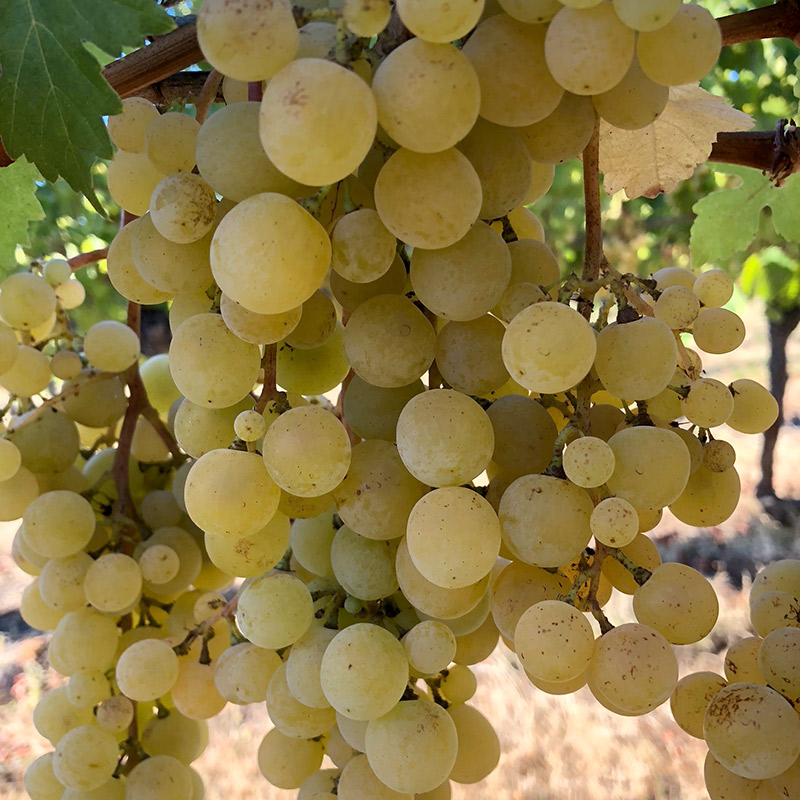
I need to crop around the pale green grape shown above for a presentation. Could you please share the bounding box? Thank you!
[173,397,251,457]
[606,427,690,511]
[587,623,678,715]
[365,699,458,794]
[141,712,208,764]
[592,56,669,130]
[266,661,335,737]
[694,269,734,308]
[0,466,40,521]
[50,350,82,381]
[138,354,181,417]
[563,436,615,488]
[669,465,740,527]
[257,729,325,790]
[140,489,182,530]
[515,599,594,683]
[523,160,556,205]
[595,317,678,402]
[83,321,140,374]
[145,111,200,174]
[20,578,64,630]
[66,670,110,709]
[42,258,71,285]
[396,389,494,487]
[653,285,700,329]
[196,103,309,202]
[769,749,800,799]
[725,638,766,685]
[185,449,280,537]
[0,345,51,397]
[421,590,489,638]
[0,323,19,374]
[236,572,313,649]
[149,173,217,245]
[331,209,396,284]
[453,615,499,666]
[343,0,390,36]
[34,686,93,745]
[343,294,435,388]
[704,683,800,779]
[0,438,21,482]
[681,378,734,429]
[633,562,719,645]
[285,290,337,350]
[590,497,639,547]
[138,544,180,585]
[693,308,746,355]
[406,487,499,588]
[703,751,774,800]
[396,0,484,43]
[337,754,410,800]
[496,282,546,322]
[54,279,86,310]
[169,313,260,408]
[342,377,424,442]
[336,713,368,753]
[125,755,192,800]
[463,14,563,127]
[410,222,511,321]
[446,703,500,785]
[518,92,596,164]
[138,527,202,596]
[63,778,126,800]
[7,407,80,476]
[638,5,722,86]
[670,671,728,739]
[106,150,165,215]
[290,511,337,578]
[330,525,399,600]
[205,511,289,577]
[23,491,95,559]
[197,0,297,81]
[435,315,509,395]
[499,474,593,568]
[211,192,331,315]
[372,39,479,153]
[750,560,800,606]
[439,664,479,703]
[260,58,376,185]
[486,395,557,478]
[374,148,482,250]
[703,440,736,473]
[24,753,64,800]
[171,660,227,720]
[396,537,489,620]
[233,409,265,442]
[613,0,681,32]
[285,624,336,709]
[457,119,531,219]
[221,293,301,345]
[320,623,408,721]
[84,553,142,614]
[672,426,705,475]
[276,323,351,394]
[758,627,800,704]
[727,379,779,435]
[262,406,350,498]
[502,301,595,393]
[53,725,119,790]
[131,214,213,295]
[0,272,56,330]
[749,592,800,638]
[490,560,568,639]
[107,97,158,152]
[545,4,634,95]
[332,439,427,541]
[402,621,456,676]
[214,642,281,705]
[116,638,179,701]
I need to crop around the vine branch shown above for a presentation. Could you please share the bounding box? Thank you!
[69,248,108,271]
[194,69,224,125]
[719,0,800,46]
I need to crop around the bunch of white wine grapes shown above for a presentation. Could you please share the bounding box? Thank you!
[7,1,797,799]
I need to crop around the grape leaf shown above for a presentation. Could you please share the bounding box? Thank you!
[690,166,800,266]
[599,84,754,200]
[0,158,45,271]
[0,0,173,212]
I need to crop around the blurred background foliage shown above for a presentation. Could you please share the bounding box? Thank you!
[10,0,800,328]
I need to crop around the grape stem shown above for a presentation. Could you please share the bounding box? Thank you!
[254,344,280,415]
[607,547,653,586]
[172,593,240,657]
[68,248,109,271]
[718,0,800,46]
[194,68,223,125]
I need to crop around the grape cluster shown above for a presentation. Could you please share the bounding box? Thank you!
[5,1,798,799]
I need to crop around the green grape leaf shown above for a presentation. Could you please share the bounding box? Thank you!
[690,166,800,266]
[0,0,174,212]
[0,158,45,271]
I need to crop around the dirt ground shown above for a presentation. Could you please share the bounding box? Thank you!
[1,297,799,800]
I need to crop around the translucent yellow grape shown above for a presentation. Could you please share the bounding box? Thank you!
[694,269,734,308]
[331,209,396,284]
[590,496,639,547]
[116,638,179,701]
[266,661,335,738]
[447,703,501,785]
[693,308,746,355]
[396,0,484,43]
[669,465,740,528]
[106,222,172,305]
[145,111,200,174]
[53,725,119,790]
[727,379,779,435]
[106,150,165,215]
[149,173,217,245]
[0,272,56,331]
[107,97,159,153]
